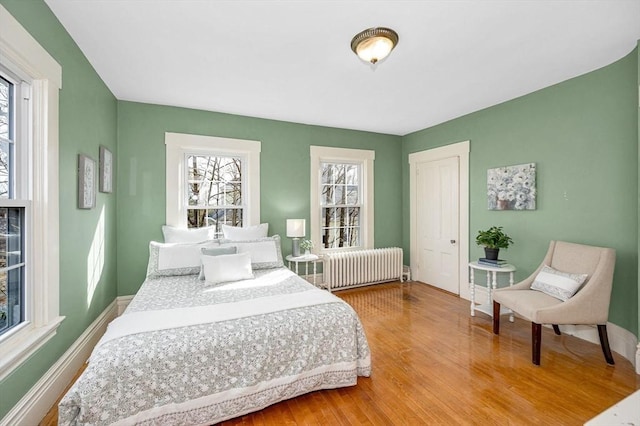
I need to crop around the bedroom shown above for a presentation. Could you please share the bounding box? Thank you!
[0,0,639,424]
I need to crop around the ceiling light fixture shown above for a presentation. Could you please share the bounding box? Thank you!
[350,27,399,65]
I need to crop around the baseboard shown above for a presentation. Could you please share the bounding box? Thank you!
[0,299,118,426]
[117,295,134,315]
[558,323,638,371]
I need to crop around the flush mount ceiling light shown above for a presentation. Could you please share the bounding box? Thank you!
[350,27,399,64]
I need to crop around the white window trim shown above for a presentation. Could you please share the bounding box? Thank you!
[0,5,63,381]
[310,146,374,253]
[165,132,261,228]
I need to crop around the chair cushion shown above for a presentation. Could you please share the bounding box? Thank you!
[493,289,563,322]
[530,265,588,301]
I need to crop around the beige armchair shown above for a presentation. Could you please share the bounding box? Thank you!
[492,241,616,365]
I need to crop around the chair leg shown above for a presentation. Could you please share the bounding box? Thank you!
[597,324,615,365]
[532,323,542,365]
[493,301,501,334]
[552,324,561,335]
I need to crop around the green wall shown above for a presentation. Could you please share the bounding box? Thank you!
[403,49,639,335]
[0,0,118,419]
[1,0,639,421]
[116,102,403,295]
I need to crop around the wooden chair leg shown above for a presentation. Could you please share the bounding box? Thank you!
[597,324,615,365]
[552,324,561,335]
[493,301,501,334]
[532,323,542,365]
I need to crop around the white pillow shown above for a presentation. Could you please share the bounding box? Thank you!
[219,235,284,270]
[530,265,588,301]
[162,225,216,243]
[202,252,254,285]
[147,241,217,278]
[162,225,217,243]
[198,246,238,280]
[221,223,268,241]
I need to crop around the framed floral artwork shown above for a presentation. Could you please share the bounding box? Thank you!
[99,145,113,193]
[487,163,536,210]
[78,154,96,209]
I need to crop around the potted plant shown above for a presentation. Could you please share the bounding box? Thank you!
[300,239,314,256]
[475,226,513,260]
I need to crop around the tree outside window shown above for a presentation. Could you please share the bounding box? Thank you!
[186,155,243,237]
[320,162,361,249]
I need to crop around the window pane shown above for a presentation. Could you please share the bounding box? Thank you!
[345,165,358,185]
[0,206,23,337]
[0,76,13,200]
[0,140,11,199]
[346,185,358,204]
[0,76,10,141]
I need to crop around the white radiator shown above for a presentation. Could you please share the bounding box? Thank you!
[323,248,404,291]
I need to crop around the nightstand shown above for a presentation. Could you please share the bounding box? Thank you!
[286,254,321,286]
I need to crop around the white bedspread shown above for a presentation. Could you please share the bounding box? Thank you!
[94,288,339,351]
[59,268,371,426]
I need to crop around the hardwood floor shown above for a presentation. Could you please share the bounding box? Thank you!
[41,281,639,425]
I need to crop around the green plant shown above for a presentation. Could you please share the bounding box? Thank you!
[475,226,513,249]
[300,239,314,251]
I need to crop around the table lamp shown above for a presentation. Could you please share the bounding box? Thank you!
[286,219,305,257]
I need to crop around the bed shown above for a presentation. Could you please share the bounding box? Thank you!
[58,234,371,425]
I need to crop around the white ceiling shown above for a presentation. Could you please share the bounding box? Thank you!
[44,0,640,136]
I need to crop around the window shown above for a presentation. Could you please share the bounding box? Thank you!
[186,154,243,236]
[320,162,361,249]
[310,146,374,252]
[0,72,26,337]
[0,4,62,381]
[165,132,260,234]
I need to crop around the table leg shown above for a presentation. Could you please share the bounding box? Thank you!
[486,271,492,307]
[509,271,515,322]
[469,266,475,316]
[295,262,299,275]
[313,261,317,286]
[305,262,309,280]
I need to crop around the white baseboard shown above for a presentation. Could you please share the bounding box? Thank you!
[117,295,134,315]
[555,323,638,370]
[0,298,121,426]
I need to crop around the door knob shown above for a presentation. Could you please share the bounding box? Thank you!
[450,239,456,244]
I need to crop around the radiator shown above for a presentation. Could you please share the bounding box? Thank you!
[323,247,404,291]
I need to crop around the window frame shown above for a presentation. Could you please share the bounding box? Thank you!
[310,146,374,254]
[0,4,63,381]
[165,132,261,229]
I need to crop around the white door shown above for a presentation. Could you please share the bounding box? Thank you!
[415,157,459,293]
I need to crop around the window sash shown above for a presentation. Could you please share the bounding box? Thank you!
[310,146,374,254]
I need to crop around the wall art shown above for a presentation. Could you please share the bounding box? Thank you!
[78,154,96,209]
[99,145,113,193]
[487,163,536,210]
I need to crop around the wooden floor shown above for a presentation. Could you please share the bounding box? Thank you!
[42,281,639,425]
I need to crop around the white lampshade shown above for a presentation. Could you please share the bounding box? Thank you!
[286,219,306,238]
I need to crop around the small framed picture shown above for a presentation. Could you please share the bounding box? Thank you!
[78,154,96,209]
[99,146,113,193]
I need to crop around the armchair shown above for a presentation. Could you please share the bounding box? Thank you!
[492,241,616,365]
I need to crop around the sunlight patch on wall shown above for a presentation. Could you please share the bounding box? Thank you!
[87,206,105,307]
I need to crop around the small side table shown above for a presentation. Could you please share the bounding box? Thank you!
[286,254,320,286]
[469,261,516,321]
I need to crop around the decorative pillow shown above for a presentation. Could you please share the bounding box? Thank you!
[221,223,268,241]
[219,235,284,270]
[530,265,588,301]
[162,225,217,243]
[198,246,238,280]
[146,241,217,278]
[202,252,254,285]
